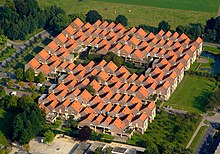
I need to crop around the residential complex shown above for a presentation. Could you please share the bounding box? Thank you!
[25,18,202,138]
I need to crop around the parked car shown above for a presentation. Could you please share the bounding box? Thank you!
[10,91,17,96]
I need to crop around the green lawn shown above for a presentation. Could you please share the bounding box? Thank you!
[190,62,200,71]
[204,46,220,55]
[128,111,202,151]
[36,0,215,29]
[0,47,16,61]
[166,75,216,113]
[200,56,215,68]
[95,0,219,13]
[190,126,208,153]
[0,109,15,146]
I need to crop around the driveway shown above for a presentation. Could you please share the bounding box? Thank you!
[205,113,220,124]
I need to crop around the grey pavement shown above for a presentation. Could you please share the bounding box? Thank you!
[204,113,220,124]
[1,29,52,68]
[203,42,220,48]
[4,87,32,97]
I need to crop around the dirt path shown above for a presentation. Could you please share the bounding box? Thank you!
[217,5,220,16]
[197,57,209,63]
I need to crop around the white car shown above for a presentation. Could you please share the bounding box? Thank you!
[10,91,17,96]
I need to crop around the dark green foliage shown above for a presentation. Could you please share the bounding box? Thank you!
[0,34,7,46]
[35,72,45,83]
[115,15,128,26]
[79,125,92,141]
[0,47,16,60]
[49,13,71,33]
[29,84,37,91]
[158,20,170,32]
[39,85,46,93]
[94,147,112,154]
[0,1,68,40]
[15,68,24,81]
[205,89,220,111]
[85,10,102,24]
[137,24,158,33]
[1,95,18,111]
[43,130,54,143]
[68,13,85,22]
[12,96,45,144]
[0,86,6,98]
[103,52,123,66]
[25,68,35,82]
[128,111,199,154]
[82,85,95,95]
[90,132,103,141]
[89,76,99,82]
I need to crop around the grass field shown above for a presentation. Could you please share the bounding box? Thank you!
[0,0,217,29]
[128,111,202,150]
[95,0,220,13]
[0,109,15,146]
[190,125,208,153]
[190,62,200,71]
[204,46,220,55]
[35,0,215,29]
[200,57,215,68]
[166,75,216,113]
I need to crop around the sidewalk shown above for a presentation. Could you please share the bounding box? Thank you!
[186,118,206,148]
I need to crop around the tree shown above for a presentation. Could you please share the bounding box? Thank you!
[17,95,34,110]
[70,119,78,129]
[35,72,45,83]
[206,89,220,111]
[31,92,39,100]
[12,102,46,144]
[94,148,103,154]
[79,126,92,141]
[176,25,186,34]
[25,68,35,82]
[112,55,123,67]
[8,80,14,88]
[49,13,71,33]
[158,20,170,32]
[83,85,95,95]
[2,95,18,110]
[115,15,128,27]
[85,10,102,24]
[40,85,46,93]
[0,34,7,46]
[44,130,55,143]
[29,84,37,91]
[18,81,24,89]
[0,149,6,154]
[103,55,111,62]
[204,29,217,42]
[15,68,24,81]
[0,86,5,98]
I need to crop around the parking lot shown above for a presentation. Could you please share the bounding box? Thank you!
[29,137,77,154]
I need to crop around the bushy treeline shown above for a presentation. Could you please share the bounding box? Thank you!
[0,91,46,144]
[0,0,74,40]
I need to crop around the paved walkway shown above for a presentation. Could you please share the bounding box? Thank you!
[204,42,220,48]
[204,113,220,124]
[186,118,206,148]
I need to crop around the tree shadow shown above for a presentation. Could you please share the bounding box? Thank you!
[32,46,43,55]
[0,110,16,139]
[41,38,52,46]
[24,53,34,63]
[193,91,212,113]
